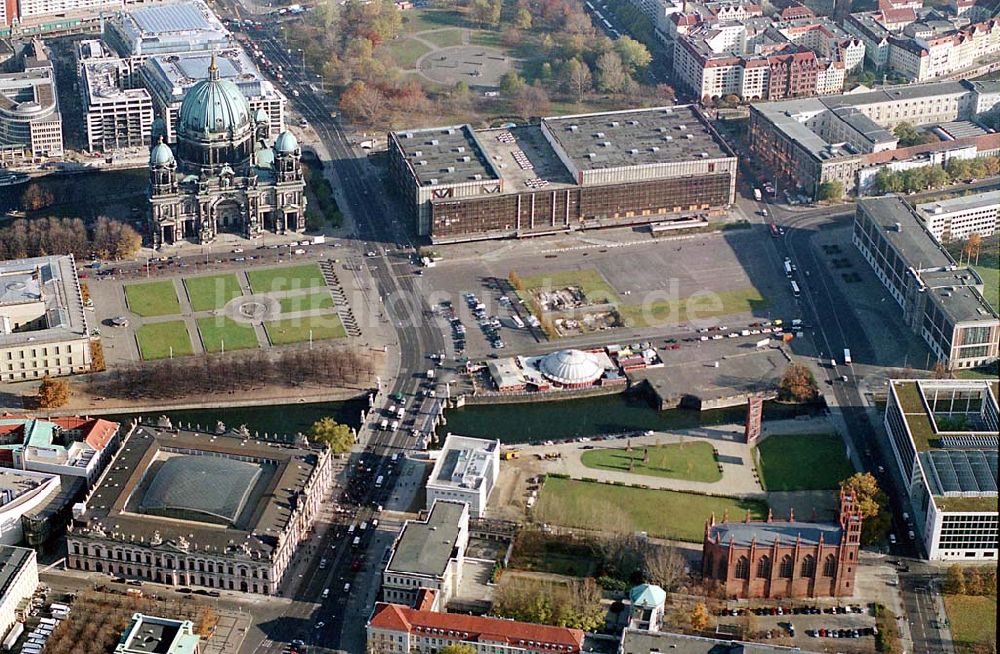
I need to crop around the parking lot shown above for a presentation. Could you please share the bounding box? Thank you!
[712,602,879,652]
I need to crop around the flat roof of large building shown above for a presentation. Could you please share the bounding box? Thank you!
[386,500,466,577]
[143,47,281,106]
[76,425,322,558]
[622,629,820,654]
[427,434,498,492]
[108,1,231,57]
[0,255,89,348]
[117,614,199,654]
[0,545,34,601]
[543,105,730,170]
[917,189,1000,216]
[391,124,500,187]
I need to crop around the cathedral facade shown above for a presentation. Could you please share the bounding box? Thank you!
[148,56,307,247]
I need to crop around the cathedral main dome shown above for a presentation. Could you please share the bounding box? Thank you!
[177,55,251,138]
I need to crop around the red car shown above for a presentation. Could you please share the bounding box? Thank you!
[351,559,361,571]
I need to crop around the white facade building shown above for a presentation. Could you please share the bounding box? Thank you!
[916,190,1000,242]
[0,470,62,545]
[81,56,153,152]
[16,0,120,20]
[425,435,499,518]
[0,54,63,165]
[883,380,998,561]
[0,546,38,639]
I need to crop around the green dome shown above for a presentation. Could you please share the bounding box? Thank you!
[255,108,270,124]
[177,58,251,137]
[274,130,299,154]
[150,140,174,166]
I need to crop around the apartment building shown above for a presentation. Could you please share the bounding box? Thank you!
[915,190,1000,242]
[883,380,998,560]
[81,55,153,152]
[15,0,120,21]
[853,196,999,370]
[748,79,1000,197]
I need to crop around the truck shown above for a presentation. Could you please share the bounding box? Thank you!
[379,419,389,431]
[426,369,435,380]
[502,450,520,460]
[754,188,763,202]
[843,348,852,365]
[360,139,376,149]
[312,235,326,244]
[511,314,525,329]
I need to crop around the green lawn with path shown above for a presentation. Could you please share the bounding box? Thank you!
[400,7,466,33]
[944,594,996,653]
[184,273,243,312]
[581,441,721,482]
[135,321,193,360]
[423,28,464,48]
[264,313,346,345]
[535,477,767,542]
[124,281,181,317]
[385,37,432,68]
[278,291,334,314]
[247,263,325,294]
[196,317,259,353]
[755,433,855,491]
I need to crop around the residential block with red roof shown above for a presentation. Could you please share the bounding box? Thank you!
[0,415,124,486]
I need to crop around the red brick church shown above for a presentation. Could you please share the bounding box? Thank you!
[701,491,862,599]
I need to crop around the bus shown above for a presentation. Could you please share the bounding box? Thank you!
[602,18,613,29]
[784,261,793,278]
[511,314,525,329]
[769,223,780,238]
[790,281,800,297]
[843,348,852,365]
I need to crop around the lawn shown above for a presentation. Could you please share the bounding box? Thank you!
[247,263,325,294]
[385,37,431,68]
[944,594,997,653]
[196,317,259,353]
[535,477,767,542]
[580,441,721,483]
[400,7,466,34]
[617,287,768,328]
[278,291,334,314]
[468,30,503,47]
[755,433,855,491]
[264,313,346,345]
[972,264,997,311]
[423,28,464,48]
[135,321,193,360]
[184,273,242,312]
[124,281,181,317]
[520,268,621,305]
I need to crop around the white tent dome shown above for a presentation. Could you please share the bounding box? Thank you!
[538,349,603,385]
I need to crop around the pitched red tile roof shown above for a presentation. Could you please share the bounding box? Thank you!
[879,7,916,23]
[369,603,585,652]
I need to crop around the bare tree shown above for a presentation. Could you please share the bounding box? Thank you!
[642,542,687,591]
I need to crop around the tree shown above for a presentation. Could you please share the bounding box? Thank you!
[816,180,844,202]
[339,81,386,125]
[932,360,950,379]
[507,270,524,291]
[614,36,651,74]
[308,417,355,453]
[690,602,711,631]
[517,83,550,118]
[873,168,903,195]
[37,376,70,408]
[21,184,54,211]
[564,58,592,101]
[924,165,950,190]
[596,51,629,93]
[946,158,971,181]
[944,564,966,595]
[514,7,532,29]
[963,233,982,265]
[840,472,891,544]
[499,71,526,96]
[779,364,818,403]
[893,121,924,147]
[901,167,927,194]
[642,542,686,591]
[438,646,476,654]
[964,567,984,596]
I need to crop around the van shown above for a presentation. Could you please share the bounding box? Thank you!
[347,524,356,535]
[359,521,368,531]
[375,475,384,488]
[352,536,361,548]
[343,583,351,593]
[322,588,330,599]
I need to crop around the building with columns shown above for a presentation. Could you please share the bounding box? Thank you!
[701,491,862,598]
[147,54,305,247]
[65,423,334,595]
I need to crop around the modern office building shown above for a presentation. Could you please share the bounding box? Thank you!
[0,44,63,165]
[0,416,123,486]
[853,196,999,370]
[65,423,335,594]
[0,546,38,638]
[147,55,305,246]
[915,190,1000,242]
[80,52,153,153]
[883,380,998,560]
[366,602,585,654]
[748,79,1000,198]
[141,48,285,143]
[389,105,737,242]
[381,500,469,610]
[702,491,863,599]
[115,614,201,654]
[0,468,62,545]
[104,1,231,62]
[0,255,92,382]
[425,435,499,518]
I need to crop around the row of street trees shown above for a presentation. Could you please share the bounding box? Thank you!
[0,216,142,261]
[871,156,1000,196]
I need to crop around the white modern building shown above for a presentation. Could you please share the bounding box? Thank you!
[0,469,62,545]
[381,500,469,610]
[426,435,499,518]
[81,53,153,153]
[141,48,285,143]
[104,1,232,62]
[915,190,1000,242]
[883,380,998,561]
[0,546,38,640]
[116,614,200,654]
[0,255,92,382]
[0,46,63,165]
[0,416,123,487]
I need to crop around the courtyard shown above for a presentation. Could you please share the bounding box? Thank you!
[580,441,722,483]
